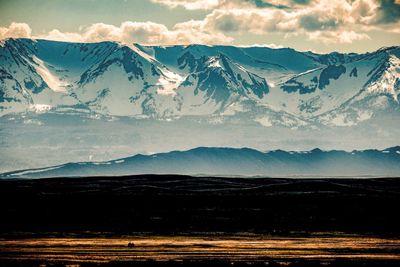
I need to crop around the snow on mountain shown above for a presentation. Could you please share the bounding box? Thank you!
[149,44,320,83]
[0,38,399,127]
[169,54,270,115]
[0,39,79,113]
[315,47,400,126]
[254,46,400,126]
[0,68,31,113]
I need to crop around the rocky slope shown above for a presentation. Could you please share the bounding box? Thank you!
[0,38,399,127]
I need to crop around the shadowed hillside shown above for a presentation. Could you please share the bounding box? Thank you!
[1,175,399,236]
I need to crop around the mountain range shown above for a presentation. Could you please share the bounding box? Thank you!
[1,38,399,127]
[2,146,400,178]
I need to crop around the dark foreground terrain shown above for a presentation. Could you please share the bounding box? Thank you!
[0,175,399,266]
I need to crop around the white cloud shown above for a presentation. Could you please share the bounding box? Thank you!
[120,21,167,43]
[152,0,399,44]
[83,23,122,42]
[0,0,398,47]
[0,22,32,39]
[306,30,371,44]
[238,43,285,48]
[151,0,221,10]
[5,21,232,46]
[43,29,84,42]
[203,9,294,34]
[150,0,299,10]
[169,20,234,44]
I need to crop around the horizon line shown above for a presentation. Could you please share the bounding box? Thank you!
[2,37,399,55]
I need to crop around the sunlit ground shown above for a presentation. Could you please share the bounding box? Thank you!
[0,235,399,264]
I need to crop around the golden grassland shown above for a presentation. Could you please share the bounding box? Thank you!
[1,235,399,264]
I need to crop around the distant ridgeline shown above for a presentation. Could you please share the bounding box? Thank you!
[2,146,400,178]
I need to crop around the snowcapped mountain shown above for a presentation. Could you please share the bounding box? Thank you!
[0,39,184,117]
[1,38,399,127]
[2,146,400,178]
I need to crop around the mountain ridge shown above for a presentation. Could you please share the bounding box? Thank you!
[2,146,400,179]
[1,38,399,127]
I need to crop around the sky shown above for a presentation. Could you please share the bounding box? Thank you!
[0,0,399,53]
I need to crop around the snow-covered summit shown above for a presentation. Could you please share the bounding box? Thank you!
[1,38,399,127]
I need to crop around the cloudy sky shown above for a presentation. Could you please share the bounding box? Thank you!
[0,0,399,53]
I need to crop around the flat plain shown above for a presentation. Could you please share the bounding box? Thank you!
[1,176,399,266]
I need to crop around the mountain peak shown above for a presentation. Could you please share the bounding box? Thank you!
[0,39,399,127]
[2,146,400,178]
